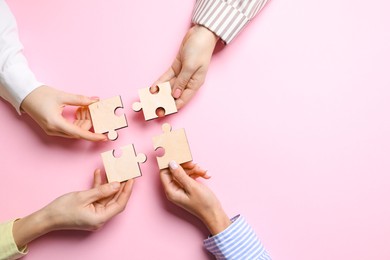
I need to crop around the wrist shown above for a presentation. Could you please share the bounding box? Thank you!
[202,207,231,235]
[20,85,46,112]
[13,208,55,248]
[193,25,219,45]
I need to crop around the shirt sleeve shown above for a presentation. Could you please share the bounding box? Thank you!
[204,215,271,260]
[192,0,270,44]
[0,220,28,260]
[0,0,43,114]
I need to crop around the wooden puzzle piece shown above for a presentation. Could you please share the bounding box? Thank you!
[152,123,192,169]
[89,96,128,140]
[101,144,147,183]
[132,82,177,120]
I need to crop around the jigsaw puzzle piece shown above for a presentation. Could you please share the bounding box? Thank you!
[101,144,147,183]
[132,82,177,120]
[152,123,192,169]
[89,96,128,140]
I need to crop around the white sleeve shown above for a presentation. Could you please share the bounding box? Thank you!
[0,0,43,114]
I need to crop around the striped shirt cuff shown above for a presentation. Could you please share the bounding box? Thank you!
[0,219,28,260]
[192,0,269,44]
[204,215,271,260]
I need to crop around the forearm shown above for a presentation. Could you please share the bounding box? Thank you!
[201,206,231,236]
[12,208,54,249]
[192,0,270,44]
[0,0,42,114]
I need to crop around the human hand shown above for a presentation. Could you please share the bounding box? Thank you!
[13,170,133,248]
[20,85,107,141]
[42,169,133,231]
[160,161,231,235]
[154,25,219,111]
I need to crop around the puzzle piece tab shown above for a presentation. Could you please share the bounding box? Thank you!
[152,123,192,169]
[132,82,177,120]
[101,144,147,183]
[89,96,128,140]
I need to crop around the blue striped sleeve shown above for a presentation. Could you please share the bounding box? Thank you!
[203,215,271,260]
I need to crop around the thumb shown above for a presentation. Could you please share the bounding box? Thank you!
[150,70,174,94]
[62,93,99,106]
[169,161,195,192]
[153,67,175,91]
[83,182,121,202]
[172,68,192,99]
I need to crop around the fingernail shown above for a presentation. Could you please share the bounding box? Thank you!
[169,161,179,170]
[173,89,182,98]
[90,96,100,100]
[110,182,120,190]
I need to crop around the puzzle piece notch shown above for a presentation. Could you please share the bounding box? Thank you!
[101,144,147,183]
[89,96,128,141]
[152,123,192,169]
[132,82,177,120]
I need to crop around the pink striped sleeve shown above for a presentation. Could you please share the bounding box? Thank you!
[192,0,270,44]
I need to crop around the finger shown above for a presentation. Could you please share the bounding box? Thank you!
[111,182,126,202]
[57,118,107,141]
[175,65,206,109]
[62,93,99,106]
[189,165,210,178]
[153,67,176,91]
[158,67,176,83]
[75,106,89,121]
[181,161,197,169]
[46,131,73,139]
[104,180,134,218]
[77,105,92,122]
[160,168,174,190]
[181,162,209,179]
[93,169,103,188]
[74,107,86,126]
[75,119,93,130]
[175,87,197,110]
[83,182,121,203]
[160,168,185,191]
[181,162,205,173]
[168,161,196,192]
[172,68,194,99]
[189,175,210,180]
[74,107,93,130]
[189,172,211,180]
[46,126,89,139]
[160,168,187,203]
[115,180,134,206]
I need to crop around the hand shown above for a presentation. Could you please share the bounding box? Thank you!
[13,170,133,248]
[160,161,231,235]
[154,25,219,111]
[21,85,107,141]
[43,169,133,231]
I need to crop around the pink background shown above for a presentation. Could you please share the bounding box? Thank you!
[1,0,390,259]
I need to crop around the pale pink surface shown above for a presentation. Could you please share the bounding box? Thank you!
[1,0,390,259]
